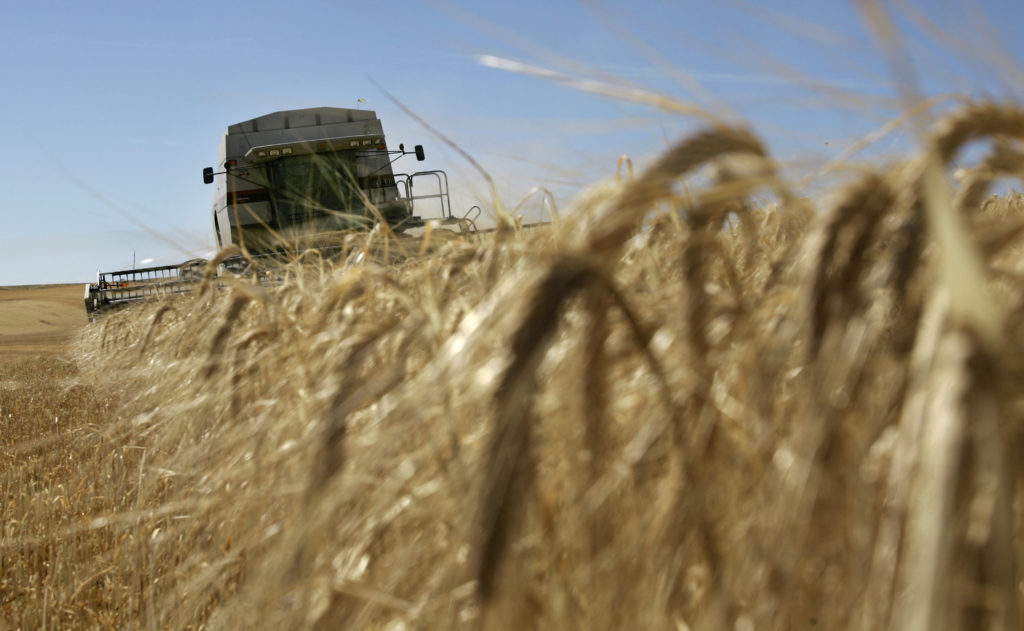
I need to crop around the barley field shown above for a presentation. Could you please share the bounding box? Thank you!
[4,101,1024,630]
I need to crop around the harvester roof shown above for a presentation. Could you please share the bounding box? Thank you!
[227,107,379,134]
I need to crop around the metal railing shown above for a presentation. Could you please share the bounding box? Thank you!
[395,170,452,221]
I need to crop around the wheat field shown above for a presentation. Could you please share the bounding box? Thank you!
[3,101,1024,630]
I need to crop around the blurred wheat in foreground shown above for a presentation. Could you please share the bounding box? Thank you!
[4,102,1024,630]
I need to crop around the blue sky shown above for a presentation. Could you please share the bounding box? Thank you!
[1,0,1022,285]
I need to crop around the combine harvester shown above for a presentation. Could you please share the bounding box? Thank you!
[84,106,481,318]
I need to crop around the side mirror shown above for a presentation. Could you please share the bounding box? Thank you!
[414,145,425,161]
[202,167,214,184]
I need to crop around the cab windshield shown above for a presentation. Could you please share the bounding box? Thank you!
[268,152,361,226]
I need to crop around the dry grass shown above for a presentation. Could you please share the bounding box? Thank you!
[4,101,1024,630]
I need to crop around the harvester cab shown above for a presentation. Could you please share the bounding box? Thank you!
[204,106,455,254]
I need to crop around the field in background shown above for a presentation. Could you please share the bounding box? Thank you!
[0,284,86,361]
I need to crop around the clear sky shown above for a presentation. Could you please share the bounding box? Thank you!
[1,0,1022,285]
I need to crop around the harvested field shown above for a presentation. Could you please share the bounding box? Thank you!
[4,101,1024,630]
[0,284,86,361]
